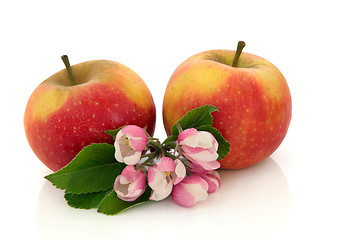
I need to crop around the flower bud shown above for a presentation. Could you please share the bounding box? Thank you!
[171,175,209,207]
[148,157,186,201]
[201,171,221,193]
[114,165,146,201]
[178,128,220,171]
[114,125,148,165]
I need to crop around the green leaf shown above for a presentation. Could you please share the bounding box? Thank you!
[97,187,152,215]
[197,125,230,160]
[162,135,178,145]
[171,105,219,136]
[105,126,125,139]
[45,143,126,194]
[162,135,178,149]
[65,190,111,209]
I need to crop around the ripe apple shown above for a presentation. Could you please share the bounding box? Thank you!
[163,42,291,169]
[24,56,156,171]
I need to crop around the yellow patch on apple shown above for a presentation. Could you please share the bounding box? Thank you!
[29,86,69,120]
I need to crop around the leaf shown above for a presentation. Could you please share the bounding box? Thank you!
[162,135,178,145]
[162,135,178,149]
[197,125,230,160]
[105,126,125,139]
[97,187,152,215]
[45,143,126,194]
[65,190,111,209]
[171,105,219,136]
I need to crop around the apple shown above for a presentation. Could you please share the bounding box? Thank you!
[24,56,156,171]
[163,42,291,169]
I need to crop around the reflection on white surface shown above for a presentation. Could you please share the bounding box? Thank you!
[36,158,291,240]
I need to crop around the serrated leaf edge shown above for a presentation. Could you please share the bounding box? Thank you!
[45,162,123,194]
[171,104,219,136]
[197,125,230,160]
[97,189,152,216]
[64,189,111,210]
[97,199,152,216]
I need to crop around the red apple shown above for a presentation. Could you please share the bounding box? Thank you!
[24,56,156,171]
[163,42,291,169]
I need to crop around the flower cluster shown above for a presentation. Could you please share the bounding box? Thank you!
[113,125,221,207]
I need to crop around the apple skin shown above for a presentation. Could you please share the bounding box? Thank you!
[24,59,156,171]
[163,50,291,169]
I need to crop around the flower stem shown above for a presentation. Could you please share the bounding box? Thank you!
[147,140,163,151]
[164,151,178,160]
[176,122,183,133]
[148,137,160,141]
[142,163,155,167]
[141,152,158,165]
[61,55,76,85]
[232,41,246,67]
[141,152,155,158]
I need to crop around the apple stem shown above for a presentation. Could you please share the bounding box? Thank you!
[61,55,76,85]
[232,41,246,67]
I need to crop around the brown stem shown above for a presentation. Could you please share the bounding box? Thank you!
[61,55,76,85]
[232,41,246,67]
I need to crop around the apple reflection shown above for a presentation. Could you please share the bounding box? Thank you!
[36,157,290,239]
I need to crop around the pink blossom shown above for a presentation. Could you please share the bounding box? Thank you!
[114,165,146,201]
[114,125,148,165]
[178,128,220,171]
[148,157,186,201]
[201,171,221,193]
[188,160,220,174]
[171,175,209,207]
[172,159,187,185]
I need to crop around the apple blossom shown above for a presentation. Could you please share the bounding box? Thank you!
[188,160,221,174]
[171,175,209,207]
[172,159,187,185]
[148,157,186,201]
[201,171,221,193]
[178,128,220,171]
[114,165,146,201]
[114,125,148,165]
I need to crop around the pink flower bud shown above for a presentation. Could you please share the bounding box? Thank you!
[188,160,220,174]
[148,157,186,201]
[178,128,219,166]
[114,125,148,165]
[114,165,146,201]
[201,171,221,193]
[171,175,209,207]
[172,159,186,185]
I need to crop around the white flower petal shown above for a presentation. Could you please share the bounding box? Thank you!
[185,150,219,163]
[181,134,199,148]
[148,170,168,190]
[197,131,214,148]
[119,176,130,185]
[182,182,208,202]
[172,159,186,184]
[123,151,141,165]
[150,180,173,201]
[127,188,144,198]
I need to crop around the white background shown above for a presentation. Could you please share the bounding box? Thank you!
[1,0,359,239]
